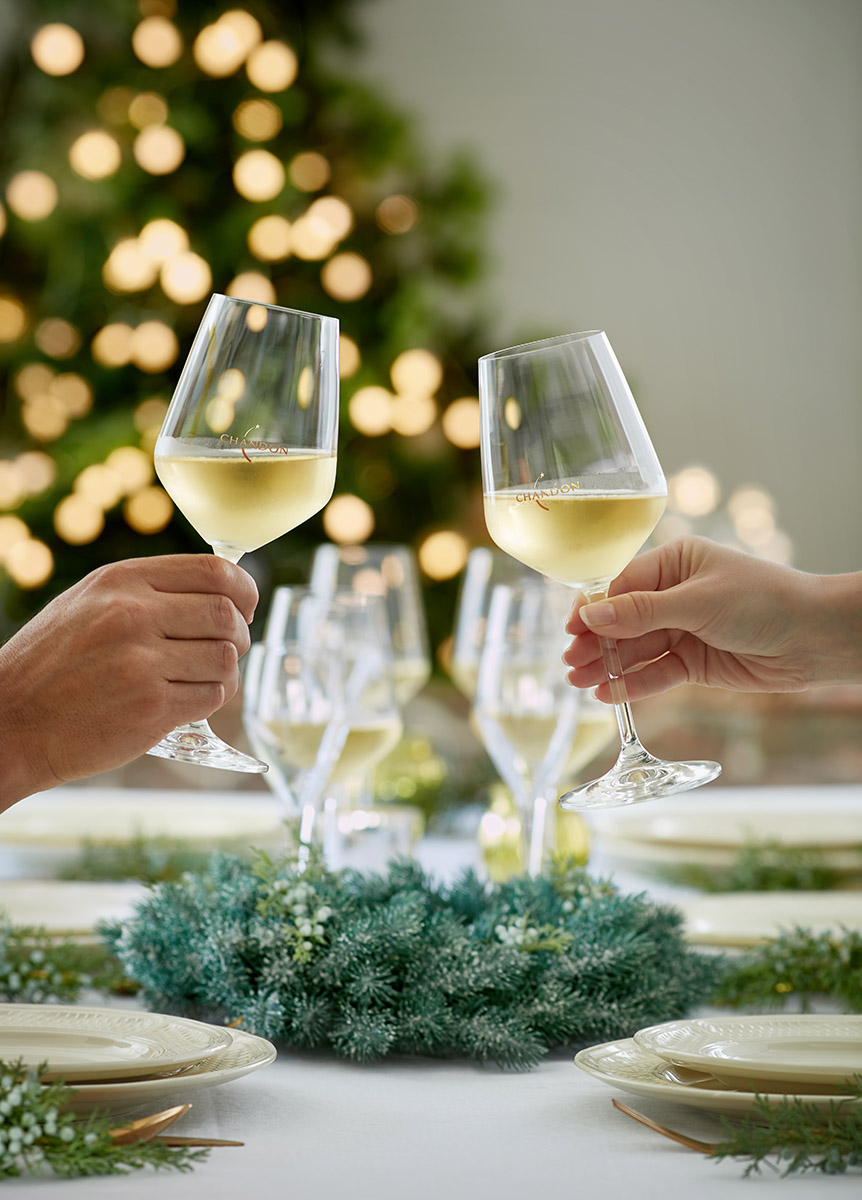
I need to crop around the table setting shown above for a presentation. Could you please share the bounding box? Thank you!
[1,327,861,1196]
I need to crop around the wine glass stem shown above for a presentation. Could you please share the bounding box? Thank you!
[586,586,641,755]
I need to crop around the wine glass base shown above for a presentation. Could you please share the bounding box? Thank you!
[146,721,269,774]
[558,753,721,811]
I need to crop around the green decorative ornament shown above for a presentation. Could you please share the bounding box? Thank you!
[103,853,721,1070]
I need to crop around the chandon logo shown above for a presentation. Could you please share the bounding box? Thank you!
[515,474,580,510]
[219,433,289,462]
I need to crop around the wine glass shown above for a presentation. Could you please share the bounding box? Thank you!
[478,330,721,809]
[310,543,431,706]
[150,294,338,773]
[473,580,581,876]
[450,547,541,700]
[244,587,402,863]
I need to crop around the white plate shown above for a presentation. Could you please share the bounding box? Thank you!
[590,786,862,849]
[678,890,862,947]
[0,788,287,879]
[633,1015,862,1088]
[0,881,148,938]
[574,1037,862,1118]
[0,1004,233,1082]
[63,1027,277,1114]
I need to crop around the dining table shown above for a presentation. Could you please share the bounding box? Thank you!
[2,794,861,1198]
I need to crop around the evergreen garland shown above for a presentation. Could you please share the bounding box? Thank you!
[715,927,862,1013]
[102,854,721,1070]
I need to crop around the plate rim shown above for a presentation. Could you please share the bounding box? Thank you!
[632,1015,862,1085]
[0,1003,234,1082]
[574,1036,862,1117]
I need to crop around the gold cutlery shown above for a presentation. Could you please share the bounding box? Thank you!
[108,1104,192,1145]
[611,1098,717,1153]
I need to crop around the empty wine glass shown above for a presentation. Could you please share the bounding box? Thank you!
[244,587,402,863]
[310,543,431,706]
[151,294,338,772]
[478,330,720,809]
[450,547,541,701]
[473,580,580,876]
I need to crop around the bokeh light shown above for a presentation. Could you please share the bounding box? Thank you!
[69,131,122,180]
[668,465,721,517]
[74,464,125,510]
[128,92,169,129]
[0,516,30,561]
[226,272,276,304]
[138,218,188,262]
[132,321,179,372]
[92,323,135,367]
[232,98,282,141]
[132,17,183,68]
[102,238,159,293]
[389,395,437,437]
[31,24,85,76]
[193,19,250,77]
[105,446,155,493]
[321,253,372,301]
[246,41,298,92]
[6,538,53,588]
[124,486,173,533]
[390,348,443,396]
[349,386,392,436]
[15,452,56,496]
[247,214,292,261]
[51,373,92,417]
[233,150,285,201]
[418,530,469,580]
[376,194,420,234]
[0,203,5,238]
[322,494,375,543]
[133,125,185,174]
[289,152,330,191]
[160,251,212,303]
[441,397,481,448]
[34,318,80,359]
[0,296,27,343]
[54,494,104,545]
[5,171,58,221]
[339,335,361,378]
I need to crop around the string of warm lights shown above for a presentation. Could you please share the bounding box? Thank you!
[0,0,494,627]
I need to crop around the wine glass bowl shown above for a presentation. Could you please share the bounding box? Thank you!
[150,294,339,772]
[478,330,720,810]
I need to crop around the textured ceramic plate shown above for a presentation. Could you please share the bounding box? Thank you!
[0,1004,233,1082]
[633,1016,862,1087]
[575,1038,862,1118]
[589,786,862,849]
[62,1027,277,1114]
[678,890,862,947]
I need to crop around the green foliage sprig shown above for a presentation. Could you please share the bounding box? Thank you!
[657,840,857,893]
[0,1061,206,1178]
[102,852,721,1070]
[713,1081,862,1177]
[715,927,862,1012]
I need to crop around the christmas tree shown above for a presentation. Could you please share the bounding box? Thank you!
[0,0,494,654]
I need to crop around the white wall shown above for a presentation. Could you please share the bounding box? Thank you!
[349,0,862,573]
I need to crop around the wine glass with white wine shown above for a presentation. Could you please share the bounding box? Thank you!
[478,330,721,809]
[151,294,338,772]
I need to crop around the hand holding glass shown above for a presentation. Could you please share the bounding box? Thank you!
[478,330,720,809]
[151,294,338,772]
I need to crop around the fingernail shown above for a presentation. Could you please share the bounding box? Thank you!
[580,601,615,628]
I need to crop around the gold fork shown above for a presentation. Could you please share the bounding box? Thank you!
[612,1098,718,1153]
[108,1104,192,1145]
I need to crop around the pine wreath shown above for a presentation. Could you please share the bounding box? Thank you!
[103,854,721,1070]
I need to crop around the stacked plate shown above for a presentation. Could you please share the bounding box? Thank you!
[575,1014,862,1118]
[590,786,862,884]
[0,1003,276,1115]
[0,787,286,879]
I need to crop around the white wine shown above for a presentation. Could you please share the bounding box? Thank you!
[491,713,558,769]
[393,658,431,705]
[263,717,403,785]
[484,489,666,586]
[155,447,336,556]
[562,706,617,780]
[449,658,479,701]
